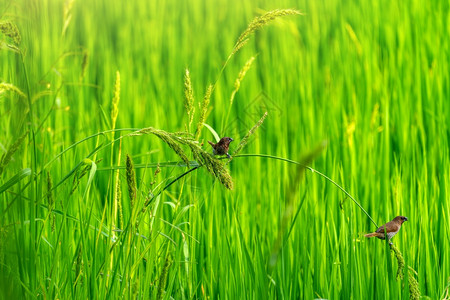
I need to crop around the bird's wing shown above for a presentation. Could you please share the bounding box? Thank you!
[375,221,398,233]
[375,225,386,233]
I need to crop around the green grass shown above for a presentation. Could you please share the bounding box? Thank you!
[1,0,449,299]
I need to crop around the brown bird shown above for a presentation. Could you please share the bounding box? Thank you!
[365,216,408,243]
[208,137,234,158]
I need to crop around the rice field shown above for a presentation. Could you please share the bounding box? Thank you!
[1,0,449,299]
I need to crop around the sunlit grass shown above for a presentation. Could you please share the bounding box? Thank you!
[1,0,449,299]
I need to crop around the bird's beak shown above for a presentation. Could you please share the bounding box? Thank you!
[230,138,234,141]
[405,217,408,221]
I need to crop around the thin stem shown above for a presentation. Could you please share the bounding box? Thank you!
[143,165,200,209]
[232,154,379,228]
[135,152,378,229]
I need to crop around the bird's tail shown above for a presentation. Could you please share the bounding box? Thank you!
[364,232,380,238]
[207,141,215,147]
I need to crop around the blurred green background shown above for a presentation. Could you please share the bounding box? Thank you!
[1,0,449,298]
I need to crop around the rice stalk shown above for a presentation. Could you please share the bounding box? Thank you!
[228,9,301,61]
[389,243,405,280]
[132,127,233,189]
[0,40,20,53]
[132,127,190,165]
[149,162,161,186]
[126,154,137,210]
[116,177,123,228]
[232,112,268,156]
[408,266,420,300]
[0,21,21,45]
[46,171,55,232]
[157,254,172,300]
[0,130,28,176]
[222,57,256,132]
[74,244,83,287]
[62,0,75,36]
[390,244,420,299]
[174,132,233,189]
[0,82,26,98]
[191,146,233,189]
[195,84,212,140]
[154,163,161,177]
[230,56,255,105]
[113,139,123,228]
[184,69,195,131]
[79,51,89,82]
[70,159,95,195]
[111,71,120,130]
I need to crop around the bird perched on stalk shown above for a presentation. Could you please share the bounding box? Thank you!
[208,137,233,158]
[365,216,408,244]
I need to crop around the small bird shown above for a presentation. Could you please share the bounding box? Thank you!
[365,216,408,243]
[208,137,234,158]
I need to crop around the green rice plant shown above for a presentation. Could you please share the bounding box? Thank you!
[221,56,256,133]
[79,50,89,82]
[232,111,268,157]
[229,9,301,61]
[131,127,233,189]
[70,159,96,194]
[0,21,21,45]
[230,56,255,105]
[156,253,172,300]
[111,71,120,130]
[0,1,448,299]
[126,154,137,210]
[62,0,76,36]
[269,142,325,269]
[408,267,420,300]
[46,171,56,232]
[0,82,26,98]
[194,84,212,140]
[390,243,405,280]
[0,130,28,176]
[184,69,195,132]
